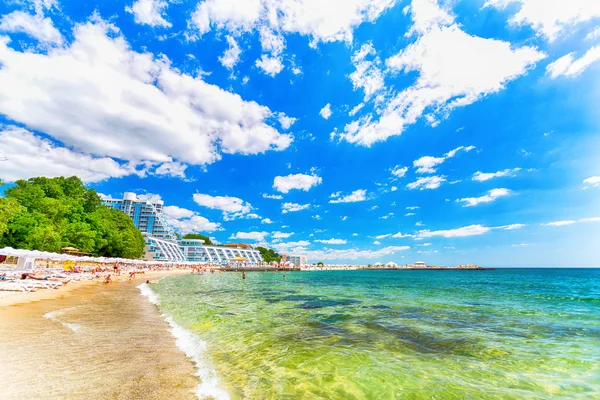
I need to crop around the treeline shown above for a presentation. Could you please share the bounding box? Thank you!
[256,246,282,263]
[0,176,144,258]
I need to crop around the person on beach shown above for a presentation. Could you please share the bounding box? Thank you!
[242,271,246,280]
[104,274,112,284]
[129,271,136,280]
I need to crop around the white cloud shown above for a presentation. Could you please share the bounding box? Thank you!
[154,162,187,179]
[125,0,172,28]
[457,188,511,207]
[291,245,410,261]
[231,231,269,241]
[473,168,521,181]
[543,217,600,226]
[163,205,222,233]
[282,202,311,213]
[405,212,416,216]
[391,165,408,178]
[315,238,347,245]
[340,0,544,146]
[352,233,358,236]
[0,126,148,183]
[546,46,600,78]
[193,193,253,220]
[543,220,576,227]
[406,206,420,210]
[276,112,297,130]
[586,27,600,41]
[0,18,292,168]
[263,193,283,200]
[273,173,322,193]
[484,0,600,42]
[418,224,491,238]
[349,103,365,116]
[373,240,381,245]
[497,223,526,230]
[329,189,368,203]
[414,145,475,174]
[188,0,396,45]
[256,54,284,76]
[583,176,600,188]
[391,232,413,238]
[0,11,63,45]
[137,193,163,203]
[341,216,348,221]
[261,218,273,224]
[349,42,385,100]
[272,231,294,239]
[219,35,241,70]
[312,214,321,220]
[407,175,445,190]
[319,103,332,119]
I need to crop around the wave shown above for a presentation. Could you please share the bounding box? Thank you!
[137,283,231,400]
[44,307,81,332]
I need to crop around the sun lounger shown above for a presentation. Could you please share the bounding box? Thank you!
[0,282,38,292]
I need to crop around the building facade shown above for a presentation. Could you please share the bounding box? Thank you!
[102,192,177,241]
[102,193,263,264]
[287,255,307,266]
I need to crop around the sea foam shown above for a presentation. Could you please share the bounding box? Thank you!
[137,283,230,400]
[44,307,81,332]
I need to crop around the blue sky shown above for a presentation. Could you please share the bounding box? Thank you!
[0,0,599,266]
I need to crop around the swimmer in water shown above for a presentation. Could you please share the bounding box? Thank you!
[242,271,246,279]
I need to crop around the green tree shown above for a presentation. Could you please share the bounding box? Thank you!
[182,233,213,245]
[256,246,281,263]
[0,176,144,258]
[317,261,324,266]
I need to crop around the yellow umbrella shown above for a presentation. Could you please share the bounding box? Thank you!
[229,256,247,262]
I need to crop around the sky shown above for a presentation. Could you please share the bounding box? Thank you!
[0,0,599,267]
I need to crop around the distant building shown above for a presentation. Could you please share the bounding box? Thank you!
[102,192,177,241]
[287,255,307,266]
[102,193,263,263]
[414,261,427,268]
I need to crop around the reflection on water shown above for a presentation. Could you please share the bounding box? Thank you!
[153,269,600,400]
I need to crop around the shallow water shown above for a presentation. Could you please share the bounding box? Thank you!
[152,269,600,399]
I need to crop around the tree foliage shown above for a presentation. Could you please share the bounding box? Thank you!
[256,246,281,263]
[182,233,213,245]
[0,176,145,258]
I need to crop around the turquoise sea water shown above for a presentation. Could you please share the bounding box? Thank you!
[151,269,600,399]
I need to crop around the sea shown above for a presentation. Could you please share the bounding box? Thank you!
[146,268,600,399]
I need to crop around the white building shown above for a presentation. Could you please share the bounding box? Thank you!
[287,255,307,266]
[179,240,263,264]
[414,261,427,268]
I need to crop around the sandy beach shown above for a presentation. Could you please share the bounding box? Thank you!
[0,270,200,400]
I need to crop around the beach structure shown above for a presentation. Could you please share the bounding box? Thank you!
[287,255,307,267]
[414,261,427,268]
[102,193,263,264]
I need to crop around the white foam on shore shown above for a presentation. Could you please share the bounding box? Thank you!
[137,283,231,400]
[44,308,81,332]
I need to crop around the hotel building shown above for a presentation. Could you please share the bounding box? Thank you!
[102,193,263,264]
[287,255,308,266]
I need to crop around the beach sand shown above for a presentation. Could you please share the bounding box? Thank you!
[0,271,199,400]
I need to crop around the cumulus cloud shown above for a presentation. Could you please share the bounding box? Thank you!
[273,173,322,193]
[219,35,241,70]
[484,0,600,42]
[188,0,396,45]
[0,17,292,169]
[319,103,332,119]
[0,11,63,45]
[276,112,297,130]
[339,0,544,146]
[256,54,284,76]
[472,168,521,181]
[261,218,273,224]
[583,176,600,188]
[407,175,445,190]
[349,42,385,100]
[391,166,408,178]
[315,238,347,245]
[272,231,294,239]
[125,0,172,27]
[414,145,475,174]
[263,193,283,200]
[329,189,368,203]
[282,202,311,213]
[418,224,491,238]
[546,46,600,79]
[457,188,511,207]
[0,126,151,183]
[231,231,269,241]
[163,205,222,233]
[193,193,253,220]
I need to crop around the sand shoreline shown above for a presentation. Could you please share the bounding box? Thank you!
[0,269,201,400]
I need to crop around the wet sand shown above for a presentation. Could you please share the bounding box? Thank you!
[0,273,199,400]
